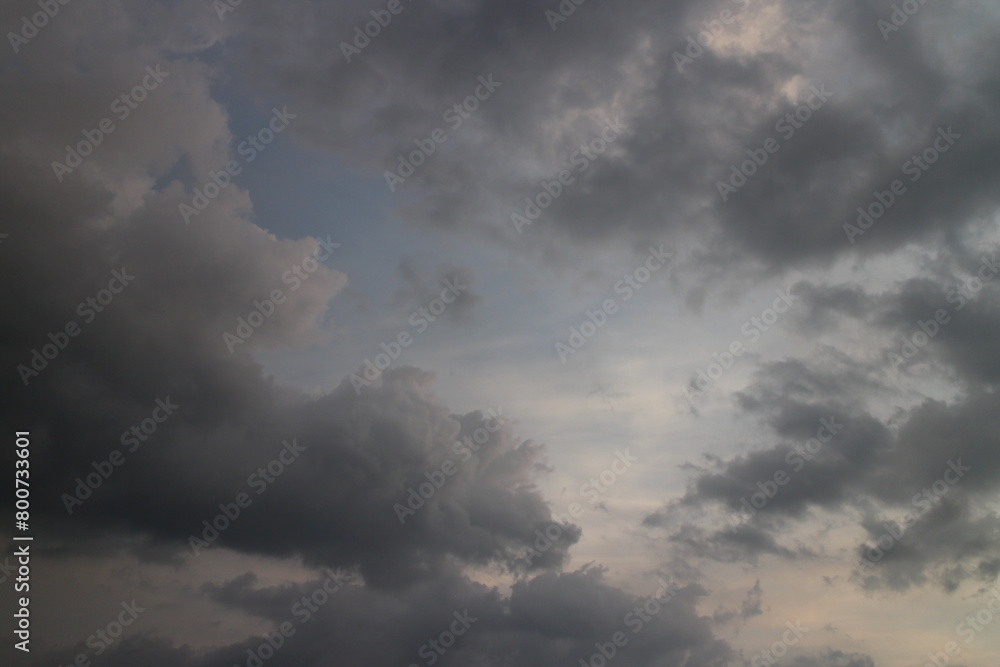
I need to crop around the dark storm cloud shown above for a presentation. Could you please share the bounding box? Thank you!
[3,0,999,664]
[853,496,1000,592]
[651,244,999,576]
[0,4,644,665]
[25,566,733,667]
[870,275,1000,388]
[785,244,1000,388]
[1,257,578,584]
[213,0,1000,272]
[653,353,895,520]
[0,9,577,592]
[647,344,1000,587]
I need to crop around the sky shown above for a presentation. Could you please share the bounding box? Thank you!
[1,0,999,666]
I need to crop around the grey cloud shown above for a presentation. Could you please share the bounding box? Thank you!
[647,352,999,587]
[853,497,1000,593]
[393,258,482,323]
[210,0,1000,275]
[712,578,764,626]
[3,0,999,663]
[0,89,571,597]
[26,566,732,667]
[787,649,876,667]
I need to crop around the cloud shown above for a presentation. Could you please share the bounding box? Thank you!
[787,649,876,667]
[3,0,999,664]
[206,0,1000,276]
[646,346,1000,589]
[0,19,573,599]
[25,566,732,667]
[712,578,764,627]
[394,258,482,323]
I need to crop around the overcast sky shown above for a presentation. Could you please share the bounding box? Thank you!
[2,1,999,666]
